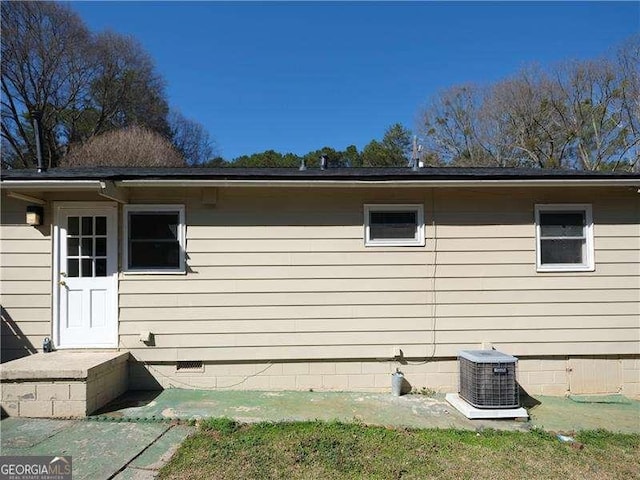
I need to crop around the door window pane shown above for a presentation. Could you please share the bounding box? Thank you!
[67,259,79,277]
[68,217,79,235]
[82,217,93,235]
[95,259,107,277]
[67,237,79,257]
[81,238,93,256]
[95,238,107,257]
[81,259,93,277]
[95,216,107,235]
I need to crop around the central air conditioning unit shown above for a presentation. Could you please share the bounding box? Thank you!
[458,350,519,409]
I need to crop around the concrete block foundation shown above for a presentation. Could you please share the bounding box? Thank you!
[128,355,639,399]
[1,351,129,418]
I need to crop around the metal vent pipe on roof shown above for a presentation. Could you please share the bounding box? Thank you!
[411,135,421,172]
[320,155,328,170]
[31,110,46,173]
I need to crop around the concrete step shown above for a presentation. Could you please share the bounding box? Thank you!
[1,351,129,418]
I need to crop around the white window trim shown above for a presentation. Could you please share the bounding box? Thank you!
[122,204,186,274]
[535,204,594,272]
[364,204,425,247]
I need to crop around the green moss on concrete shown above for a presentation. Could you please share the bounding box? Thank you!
[94,389,529,431]
[93,390,640,434]
[529,395,640,433]
[1,419,168,480]
[568,394,632,404]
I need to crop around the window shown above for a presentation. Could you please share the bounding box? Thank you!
[66,215,108,277]
[364,204,425,246]
[535,204,593,272]
[123,205,185,273]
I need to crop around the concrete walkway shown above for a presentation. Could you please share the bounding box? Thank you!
[95,389,640,433]
[0,417,193,480]
[94,389,531,431]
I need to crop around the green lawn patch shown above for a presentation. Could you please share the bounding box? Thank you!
[159,420,639,480]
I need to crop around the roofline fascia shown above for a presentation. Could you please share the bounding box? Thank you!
[1,178,638,189]
[0,180,104,190]
[114,178,640,188]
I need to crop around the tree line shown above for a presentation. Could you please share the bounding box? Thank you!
[210,123,414,169]
[209,36,639,172]
[1,1,637,171]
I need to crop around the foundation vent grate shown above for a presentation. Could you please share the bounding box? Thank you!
[176,361,204,372]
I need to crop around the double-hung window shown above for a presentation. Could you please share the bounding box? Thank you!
[364,204,425,247]
[123,205,186,273]
[535,204,593,272]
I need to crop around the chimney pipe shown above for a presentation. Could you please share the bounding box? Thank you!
[299,157,307,171]
[320,155,328,170]
[31,110,46,173]
[411,135,419,171]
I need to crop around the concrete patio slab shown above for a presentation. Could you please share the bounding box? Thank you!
[528,394,640,434]
[0,417,193,480]
[95,389,640,433]
[0,417,75,448]
[2,389,637,480]
[112,425,194,480]
[95,389,530,431]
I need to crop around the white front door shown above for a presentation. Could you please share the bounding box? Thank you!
[55,203,118,348]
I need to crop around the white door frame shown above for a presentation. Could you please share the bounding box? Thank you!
[52,201,119,348]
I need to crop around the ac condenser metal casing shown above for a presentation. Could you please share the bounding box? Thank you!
[458,350,519,409]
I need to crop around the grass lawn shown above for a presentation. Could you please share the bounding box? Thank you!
[159,419,639,480]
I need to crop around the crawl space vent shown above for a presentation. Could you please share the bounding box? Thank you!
[458,350,519,409]
[176,361,204,372]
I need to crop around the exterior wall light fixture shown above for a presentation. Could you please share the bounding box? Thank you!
[26,205,44,226]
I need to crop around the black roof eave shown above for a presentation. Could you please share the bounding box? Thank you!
[2,167,639,183]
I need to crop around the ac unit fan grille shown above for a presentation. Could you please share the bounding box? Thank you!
[459,356,519,409]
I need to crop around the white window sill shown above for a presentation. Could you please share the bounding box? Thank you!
[365,241,425,247]
[537,265,594,273]
[121,270,187,276]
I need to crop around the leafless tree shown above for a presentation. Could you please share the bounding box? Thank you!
[61,31,170,145]
[169,110,216,166]
[1,1,171,169]
[421,85,497,166]
[418,36,639,171]
[485,67,573,168]
[1,1,93,168]
[550,55,639,171]
[613,36,639,171]
[61,125,184,167]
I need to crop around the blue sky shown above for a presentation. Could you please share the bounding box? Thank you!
[72,1,639,160]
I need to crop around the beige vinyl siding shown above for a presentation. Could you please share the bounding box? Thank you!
[1,185,637,366]
[0,195,52,362]
[119,186,639,362]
